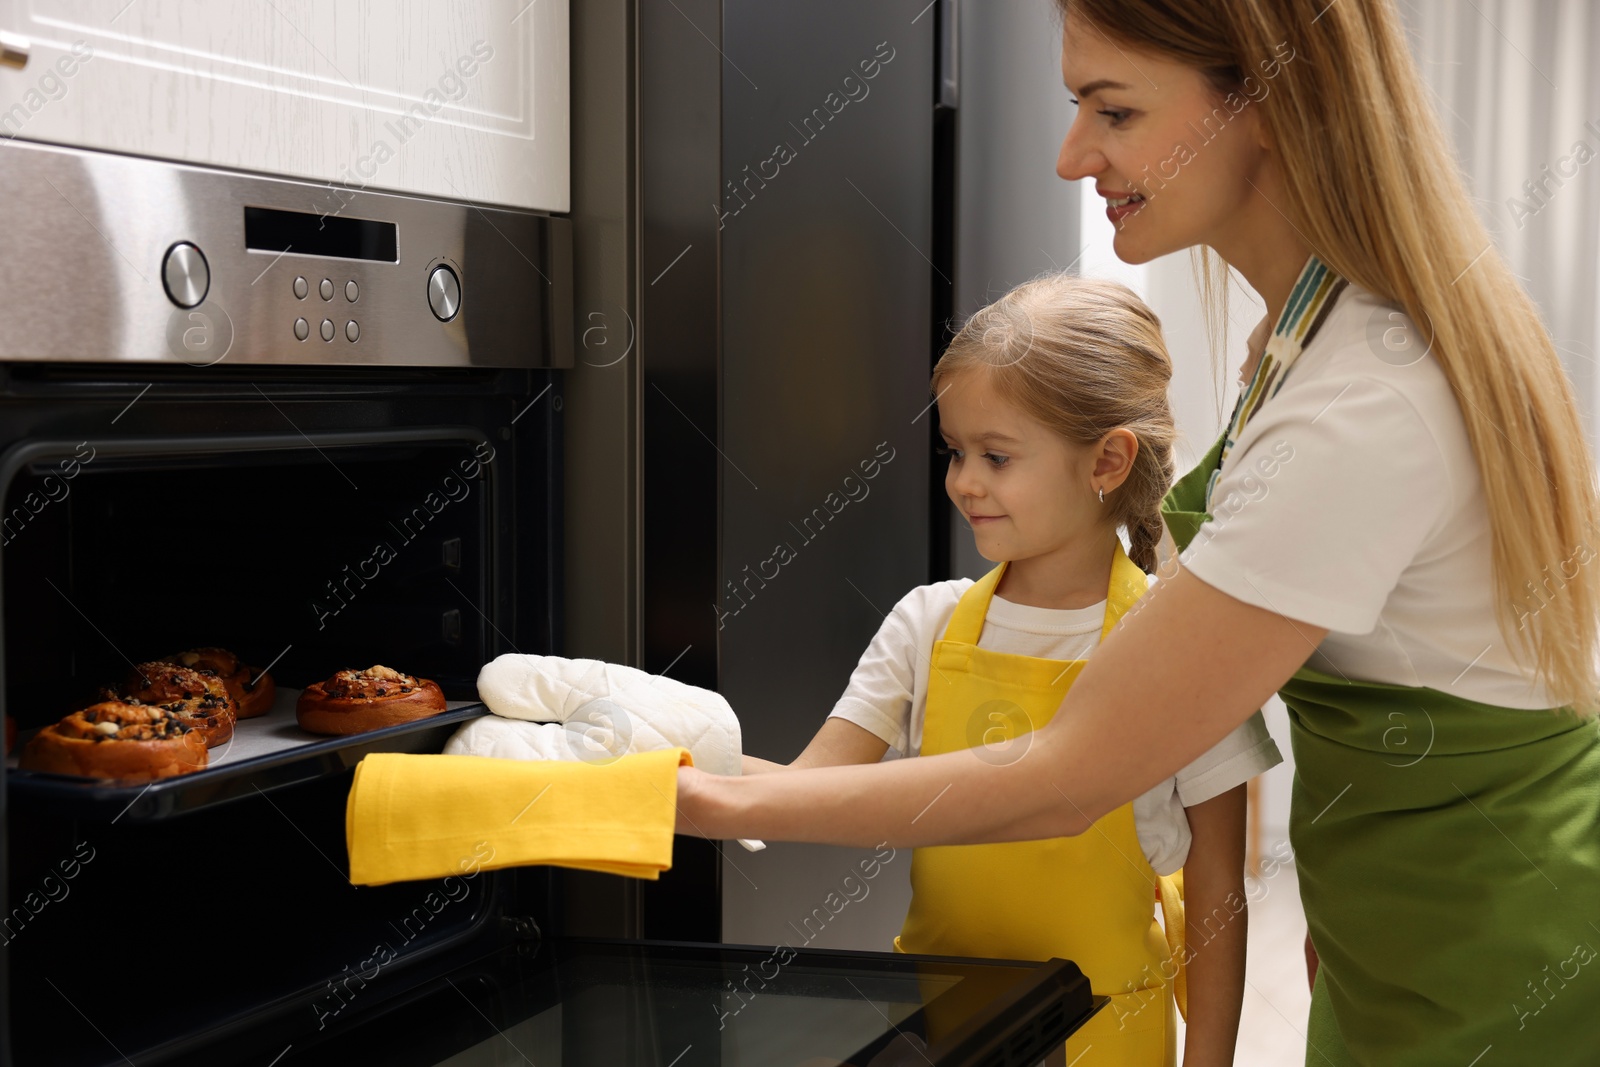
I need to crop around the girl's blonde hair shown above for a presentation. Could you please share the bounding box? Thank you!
[932,273,1176,573]
[1060,0,1600,711]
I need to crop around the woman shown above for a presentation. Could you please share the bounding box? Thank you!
[677,2,1600,1063]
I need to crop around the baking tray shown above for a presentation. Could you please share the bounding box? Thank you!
[4,687,486,822]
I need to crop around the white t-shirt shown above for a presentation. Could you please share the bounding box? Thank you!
[1183,282,1553,708]
[827,580,1284,875]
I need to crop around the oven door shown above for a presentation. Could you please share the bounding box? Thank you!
[0,365,564,1067]
[159,937,1104,1067]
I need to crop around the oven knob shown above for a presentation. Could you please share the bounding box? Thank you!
[162,242,210,308]
[427,264,460,322]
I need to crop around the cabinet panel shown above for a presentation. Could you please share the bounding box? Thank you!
[0,0,567,212]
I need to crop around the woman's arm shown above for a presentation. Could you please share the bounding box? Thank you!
[742,718,891,774]
[1176,784,1249,1067]
[677,565,1325,847]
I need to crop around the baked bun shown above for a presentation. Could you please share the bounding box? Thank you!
[163,647,275,719]
[102,662,237,747]
[296,665,447,735]
[19,701,207,781]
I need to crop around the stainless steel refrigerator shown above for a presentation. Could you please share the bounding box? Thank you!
[562,0,1083,951]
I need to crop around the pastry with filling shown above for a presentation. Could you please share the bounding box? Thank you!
[102,661,237,747]
[296,665,447,735]
[19,701,208,780]
[162,647,275,719]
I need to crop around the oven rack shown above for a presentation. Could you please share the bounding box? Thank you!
[4,687,487,822]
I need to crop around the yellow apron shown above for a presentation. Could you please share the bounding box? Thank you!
[894,546,1186,1066]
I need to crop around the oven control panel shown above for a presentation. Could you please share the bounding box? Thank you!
[1,139,572,368]
[281,271,363,345]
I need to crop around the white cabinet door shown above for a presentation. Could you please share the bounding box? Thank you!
[0,0,567,212]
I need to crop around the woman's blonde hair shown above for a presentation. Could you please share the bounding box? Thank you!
[932,273,1176,573]
[1060,0,1600,711]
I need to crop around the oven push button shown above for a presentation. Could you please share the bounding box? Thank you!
[293,276,308,300]
[294,317,309,341]
[320,318,335,342]
[346,320,359,342]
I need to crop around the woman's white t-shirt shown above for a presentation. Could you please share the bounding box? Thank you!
[827,582,1284,875]
[1182,282,1553,709]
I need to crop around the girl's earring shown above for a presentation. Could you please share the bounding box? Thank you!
[1098,486,1105,503]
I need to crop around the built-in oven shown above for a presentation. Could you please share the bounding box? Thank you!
[0,138,1100,1066]
[0,136,568,1066]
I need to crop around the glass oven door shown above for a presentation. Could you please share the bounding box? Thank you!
[177,938,1103,1067]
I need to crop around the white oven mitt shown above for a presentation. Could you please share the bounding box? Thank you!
[444,654,766,851]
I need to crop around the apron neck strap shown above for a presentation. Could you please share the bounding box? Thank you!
[1208,254,1347,510]
[944,544,1149,646]
[1100,546,1148,640]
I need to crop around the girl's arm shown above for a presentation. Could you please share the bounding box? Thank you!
[742,718,892,774]
[677,565,1323,847]
[1176,784,1249,1067]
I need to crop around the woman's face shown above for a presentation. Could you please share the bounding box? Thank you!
[1055,13,1274,265]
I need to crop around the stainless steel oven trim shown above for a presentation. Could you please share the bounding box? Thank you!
[0,138,574,369]
[0,429,499,479]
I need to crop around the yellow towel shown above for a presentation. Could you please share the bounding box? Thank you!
[345,747,693,886]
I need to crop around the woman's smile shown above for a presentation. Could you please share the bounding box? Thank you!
[1100,185,1148,224]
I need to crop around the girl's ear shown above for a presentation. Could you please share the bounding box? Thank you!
[1093,428,1139,491]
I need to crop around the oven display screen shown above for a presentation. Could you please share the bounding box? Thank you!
[244,206,399,262]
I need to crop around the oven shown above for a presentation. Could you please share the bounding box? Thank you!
[0,132,1100,1066]
[0,135,569,1065]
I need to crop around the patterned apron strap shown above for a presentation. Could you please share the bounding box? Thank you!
[1206,255,1348,512]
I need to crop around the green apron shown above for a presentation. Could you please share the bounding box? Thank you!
[1162,263,1600,1064]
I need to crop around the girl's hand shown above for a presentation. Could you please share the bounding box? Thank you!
[1178,784,1248,1067]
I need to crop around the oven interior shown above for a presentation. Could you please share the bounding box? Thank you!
[3,435,499,721]
[0,370,561,1067]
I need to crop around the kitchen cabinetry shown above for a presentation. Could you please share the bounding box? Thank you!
[0,0,567,211]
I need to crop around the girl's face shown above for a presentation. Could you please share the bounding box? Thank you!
[937,369,1104,563]
[1054,12,1274,265]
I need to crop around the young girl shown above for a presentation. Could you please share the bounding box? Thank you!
[745,273,1281,1067]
